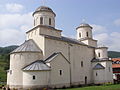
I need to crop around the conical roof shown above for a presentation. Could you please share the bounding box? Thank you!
[11,39,42,53]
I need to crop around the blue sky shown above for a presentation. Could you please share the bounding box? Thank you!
[0,0,120,51]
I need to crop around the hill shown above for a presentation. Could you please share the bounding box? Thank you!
[0,45,18,82]
[108,51,120,58]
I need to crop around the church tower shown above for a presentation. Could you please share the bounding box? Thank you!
[33,6,56,27]
[76,23,97,47]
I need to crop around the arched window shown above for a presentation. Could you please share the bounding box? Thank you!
[40,17,43,24]
[86,32,89,37]
[96,72,98,76]
[98,53,100,57]
[59,70,63,76]
[49,18,51,25]
[33,75,36,80]
[109,67,111,72]
[34,19,35,26]
[81,61,83,67]
[79,33,81,37]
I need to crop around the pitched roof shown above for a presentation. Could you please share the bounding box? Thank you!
[93,63,105,70]
[44,35,87,46]
[45,52,59,63]
[11,39,42,53]
[45,52,70,63]
[23,60,50,71]
[91,58,111,62]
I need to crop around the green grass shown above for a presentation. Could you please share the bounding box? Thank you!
[57,84,120,90]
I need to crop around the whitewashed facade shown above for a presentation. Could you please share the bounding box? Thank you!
[7,6,113,89]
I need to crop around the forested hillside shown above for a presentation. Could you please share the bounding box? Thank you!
[0,46,18,82]
[108,51,120,58]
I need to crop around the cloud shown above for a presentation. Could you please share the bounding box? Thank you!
[94,32,120,51]
[114,19,120,26]
[0,13,33,29]
[0,12,33,46]
[0,29,25,46]
[91,24,120,51]
[5,3,24,13]
[91,24,107,34]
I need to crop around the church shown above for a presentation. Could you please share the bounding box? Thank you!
[7,5,113,89]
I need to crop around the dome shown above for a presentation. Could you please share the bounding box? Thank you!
[33,6,56,16]
[76,23,93,29]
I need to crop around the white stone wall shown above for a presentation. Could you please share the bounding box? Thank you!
[40,27,61,37]
[23,71,50,86]
[77,27,92,40]
[26,28,45,56]
[92,61,113,84]
[81,39,97,47]
[49,54,70,88]
[93,69,106,84]
[8,52,43,87]
[33,12,55,27]
[44,38,95,85]
[95,47,108,59]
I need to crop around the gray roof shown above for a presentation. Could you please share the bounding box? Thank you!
[45,52,59,63]
[76,23,93,29]
[23,60,50,71]
[33,6,56,16]
[91,58,110,62]
[11,39,42,53]
[43,35,87,46]
[45,52,70,63]
[93,63,105,70]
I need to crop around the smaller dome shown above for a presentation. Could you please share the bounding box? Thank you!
[80,23,92,29]
[33,6,56,16]
[76,23,93,29]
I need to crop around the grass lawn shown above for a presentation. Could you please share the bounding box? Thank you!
[57,84,120,90]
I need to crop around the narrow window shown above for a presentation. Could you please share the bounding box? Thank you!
[33,75,36,80]
[10,70,12,75]
[49,18,51,25]
[109,67,111,72]
[86,32,89,37]
[81,61,83,67]
[59,70,62,76]
[34,19,35,26]
[96,72,98,76]
[79,33,81,37]
[98,53,100,57]
[40,17,43,24]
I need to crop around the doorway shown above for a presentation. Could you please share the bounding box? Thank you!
[85,76,87,85]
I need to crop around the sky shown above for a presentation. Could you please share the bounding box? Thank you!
[0,0,120,51]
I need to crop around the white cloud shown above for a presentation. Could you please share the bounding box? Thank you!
[0,29,25,46]
[91,24,107,34]
[5,3,24,13]
[0,12,33,46]
[114,19,120,26]
[94,32,120,51]
[0,13,33,29]
[92,24,120,51]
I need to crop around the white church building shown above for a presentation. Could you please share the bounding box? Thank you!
[7,6,113,89]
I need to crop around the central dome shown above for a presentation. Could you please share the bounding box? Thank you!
[33,6,56,16]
